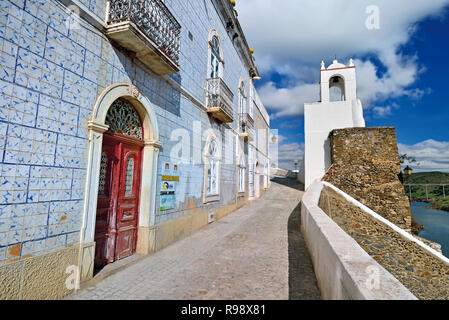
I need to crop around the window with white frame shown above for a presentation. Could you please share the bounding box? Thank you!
[238,156,246,193]
[206,138,219,196]
[208,32,223,79]
[239,81,246,114]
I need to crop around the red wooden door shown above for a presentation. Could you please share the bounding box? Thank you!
[115,143,141,260]
[94,133,142,268]
[94,136,119,267]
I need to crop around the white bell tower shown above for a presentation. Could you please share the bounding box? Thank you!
[299,59,366,188]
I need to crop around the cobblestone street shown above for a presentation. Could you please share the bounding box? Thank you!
[66,179,321,300]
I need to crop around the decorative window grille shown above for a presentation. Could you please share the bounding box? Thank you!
[105,98,143,140]
[207,139,219,196]
[124,157,134,195]
[98,152,108,195]
[107,0,181,65]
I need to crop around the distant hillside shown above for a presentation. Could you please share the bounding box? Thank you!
[405,172,449,184]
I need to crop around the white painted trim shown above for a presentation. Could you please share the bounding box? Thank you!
[301,180,417,300]
[238,78,247,114]
[92,82,159,141]
[207,28,225,86]
[236,151,246,194]
[57,0,106,31]
[80,83,161,249]
[203,131,222,204]
[207,29,225,64]
[322,181,449,266]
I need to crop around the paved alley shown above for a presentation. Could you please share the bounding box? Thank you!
[66,179,321,300]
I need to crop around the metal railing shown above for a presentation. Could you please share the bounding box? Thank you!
[108,0,181,65]
[239,112,254,127]
[404,184,449,200]
[206,77,234,121]
[239,112,254,139]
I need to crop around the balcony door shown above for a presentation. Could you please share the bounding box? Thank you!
[209,35,222,79]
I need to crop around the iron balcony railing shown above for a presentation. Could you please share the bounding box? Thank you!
[239,112,254,127]
[239,113,254,140]
[108,0,181,65]
[206,77,234,122]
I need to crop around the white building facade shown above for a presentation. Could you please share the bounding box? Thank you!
[299,59,365,189]
[0,0,270,299]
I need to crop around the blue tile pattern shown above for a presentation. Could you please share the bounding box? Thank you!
[0,0,268,264]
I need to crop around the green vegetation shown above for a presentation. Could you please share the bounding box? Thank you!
[405,171,449,184]
[404,172,449,213]
[400,154,419,166]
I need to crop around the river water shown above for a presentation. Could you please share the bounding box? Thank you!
[410,201,449,258]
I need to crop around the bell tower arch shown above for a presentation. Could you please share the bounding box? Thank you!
[300,59,366,188]
[320,59,357,103]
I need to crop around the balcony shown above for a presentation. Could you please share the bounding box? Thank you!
[106,0,181,75]
[239,113,254,141]
[206,78,234,123]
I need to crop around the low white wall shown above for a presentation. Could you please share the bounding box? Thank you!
[301,180,417,300]
[297,157,305,184]
[270,167,296,178]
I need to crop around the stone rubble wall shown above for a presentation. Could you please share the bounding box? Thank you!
[322,127,412,231]
[319,186,449,300]
[0,0,270,299]
[301,181,416,300]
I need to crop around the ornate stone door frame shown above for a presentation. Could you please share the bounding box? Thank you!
[78,83,161,282]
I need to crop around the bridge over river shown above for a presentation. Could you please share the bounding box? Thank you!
[404,184,449,201]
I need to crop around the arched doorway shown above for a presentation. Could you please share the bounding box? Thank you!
[255,162,260,199]
[94,98,144,268]
[79,83,161,282]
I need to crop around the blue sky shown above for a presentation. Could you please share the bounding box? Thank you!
[368,15,449,143]
[237,0,449,171]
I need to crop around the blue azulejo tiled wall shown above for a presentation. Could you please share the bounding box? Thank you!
[0,0,96,264]
[0,0,268,265]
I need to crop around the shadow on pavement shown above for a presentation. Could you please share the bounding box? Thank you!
[271,177,305,191]
[287,202,322,300]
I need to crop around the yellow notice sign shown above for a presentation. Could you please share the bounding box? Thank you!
[162,175,179,182]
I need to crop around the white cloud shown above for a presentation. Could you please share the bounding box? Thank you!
[279,119,303,129]
[398,140,449,172]
[372,105,393,118]
[276,134,287,144]
[372,103,399,118]
[237,0,449,117]
[277,142,304,170]
[258,81,319,119]
[238,0,448,69]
